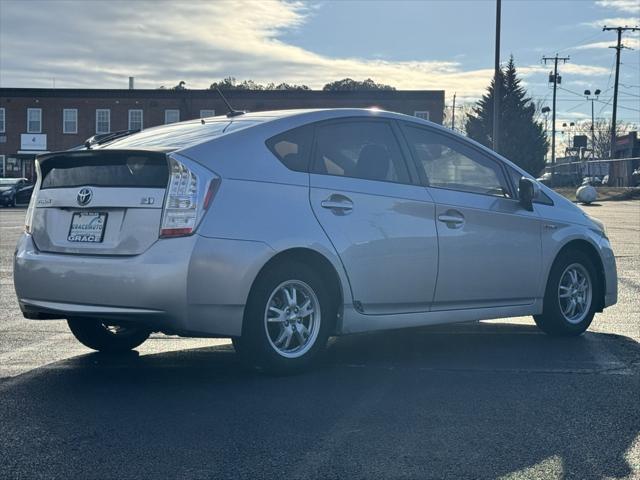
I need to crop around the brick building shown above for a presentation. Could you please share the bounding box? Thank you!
[0,88,444,179]
[610,131,640,187]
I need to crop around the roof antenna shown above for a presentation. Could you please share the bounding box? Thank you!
[215,88,245,118]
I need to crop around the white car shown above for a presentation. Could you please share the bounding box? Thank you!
[14,109,618,373]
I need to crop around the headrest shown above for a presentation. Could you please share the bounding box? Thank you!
[356,144,390,181]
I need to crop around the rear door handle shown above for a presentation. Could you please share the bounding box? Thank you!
[321,195,353,214]
[438,211,465,228]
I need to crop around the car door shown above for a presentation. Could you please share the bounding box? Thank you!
[309,118,438,315]
[400,123,543,310]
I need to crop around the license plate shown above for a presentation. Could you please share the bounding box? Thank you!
[68,212,107,243]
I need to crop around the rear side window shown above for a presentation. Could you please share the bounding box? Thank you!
[266,125,313,172]
[312,120,410,184]
[40,151,168,189]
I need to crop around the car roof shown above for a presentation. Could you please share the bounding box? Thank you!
[96,108,436,152]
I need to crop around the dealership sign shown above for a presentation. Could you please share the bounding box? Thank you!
[20,134,47,151]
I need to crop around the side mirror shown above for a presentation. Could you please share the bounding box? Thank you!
[518,177,539,211]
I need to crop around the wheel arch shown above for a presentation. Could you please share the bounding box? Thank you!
[549,239,606,312]
[247,247,346,334]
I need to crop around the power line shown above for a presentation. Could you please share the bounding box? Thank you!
[598,56,617,116]
[594,99,640,113]
[555,30,606,53]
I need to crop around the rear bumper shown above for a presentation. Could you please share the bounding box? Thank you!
[14,233,274,336]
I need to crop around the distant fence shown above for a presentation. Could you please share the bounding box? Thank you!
[544,157,640,187]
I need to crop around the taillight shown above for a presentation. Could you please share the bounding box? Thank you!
[160,155,218,238]
[24,160,41,234]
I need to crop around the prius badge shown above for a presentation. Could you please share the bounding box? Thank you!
[77,187,93,206]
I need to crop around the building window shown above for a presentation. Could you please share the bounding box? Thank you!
[96,109,111,134]
[128,109,143,131]
[200,109,215,118]
[63,109,78,134]
[414,111,430,121]
[0,108,5,133]
[27,108,42,133]
[165,109,180,124]
[0,155,5,177]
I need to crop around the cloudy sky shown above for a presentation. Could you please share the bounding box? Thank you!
[0,0,638,126]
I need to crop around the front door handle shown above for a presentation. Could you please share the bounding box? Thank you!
[321,194,353,214]
[438,211,465,228]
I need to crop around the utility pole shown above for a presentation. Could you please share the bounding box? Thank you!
[451,93,456,130]
[542,54,570,164]
[492,0,501,152]
[603,26,639,158]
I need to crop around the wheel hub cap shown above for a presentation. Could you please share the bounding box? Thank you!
[558,263,592,325]
[264,280,321,358]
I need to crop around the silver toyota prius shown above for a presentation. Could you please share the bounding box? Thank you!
[14,108,617,373]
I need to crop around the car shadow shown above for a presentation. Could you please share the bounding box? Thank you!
[1,322,638,480]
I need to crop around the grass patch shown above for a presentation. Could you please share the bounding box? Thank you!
[552,187,640,202]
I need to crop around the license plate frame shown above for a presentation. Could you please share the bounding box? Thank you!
[67,212,108,243]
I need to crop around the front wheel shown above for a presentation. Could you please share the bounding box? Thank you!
[534,250,598,336]
[67,318,151,353]
[237,262,336,374]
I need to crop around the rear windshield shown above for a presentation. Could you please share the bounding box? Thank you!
[40,151,169,189]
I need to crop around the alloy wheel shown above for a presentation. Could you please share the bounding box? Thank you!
[263,280,321,358]
[557,263,592,324]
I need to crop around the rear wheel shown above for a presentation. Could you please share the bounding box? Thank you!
[237,262,336,374]
[67,318,151,353]
[534,250,598,336]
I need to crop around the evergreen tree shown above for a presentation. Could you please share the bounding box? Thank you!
[466,56,548,176]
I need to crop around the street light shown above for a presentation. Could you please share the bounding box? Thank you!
[542,106,551,161]
[584,88,601,158]
[562,122,575,152]
[541,106,551,129]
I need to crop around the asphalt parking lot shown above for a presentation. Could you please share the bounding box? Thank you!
[0,201,638,480]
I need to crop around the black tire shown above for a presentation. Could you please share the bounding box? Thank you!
[231,337,244,355]
[237,261,336,375]
[534,250,599,336]
[67,318,151,353]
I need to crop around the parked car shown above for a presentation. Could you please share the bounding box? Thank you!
[536,172,553,185]
[13,109,618,373]
[536,172,577,188]
[0,178,34,207]
[582,176,602,186]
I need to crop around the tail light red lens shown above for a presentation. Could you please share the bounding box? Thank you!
[159,155,219,238]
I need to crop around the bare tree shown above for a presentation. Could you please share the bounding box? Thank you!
[574,119,637,159]
[443,103,474,135]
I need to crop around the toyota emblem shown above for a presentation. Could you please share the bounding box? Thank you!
[77,187,93,206]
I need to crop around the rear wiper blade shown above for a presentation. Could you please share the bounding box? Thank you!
[84,129,140,149]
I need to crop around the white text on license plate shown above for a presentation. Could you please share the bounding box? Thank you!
[68,212,107,243]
